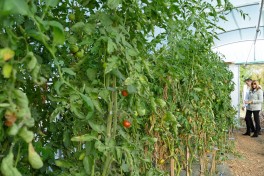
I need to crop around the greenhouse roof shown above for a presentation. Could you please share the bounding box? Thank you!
[213,0,264,64]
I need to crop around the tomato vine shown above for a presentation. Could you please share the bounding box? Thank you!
[0,0,237,175]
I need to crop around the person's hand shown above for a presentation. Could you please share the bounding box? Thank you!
[245,101,252,104]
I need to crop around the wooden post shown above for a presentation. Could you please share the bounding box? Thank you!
[170,158,175,176]
[210,149,217,175]
[200,154,205,176]
[186,146,190,176]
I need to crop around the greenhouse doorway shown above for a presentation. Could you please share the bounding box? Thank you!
[239,64,264,128]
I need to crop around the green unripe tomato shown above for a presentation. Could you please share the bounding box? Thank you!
[75,49,84,58]
[7,123,19,136]
[137,107,146,116]
[2,63,12,78]
[103,63,107,69]
[0,48,15,61]
[78,153,85,160]
[156,98,166,108]
[28,143,43,169]
[70,45,79,53]
[68,14,75,21]
[19,126,34,143]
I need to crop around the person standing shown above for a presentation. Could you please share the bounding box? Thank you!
[242,78,255,133]
[242,78,252,110]
[243,80,263,137]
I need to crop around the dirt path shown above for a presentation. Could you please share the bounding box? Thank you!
[226,130,264,176]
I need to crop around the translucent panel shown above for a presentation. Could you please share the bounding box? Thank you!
[216,4,260,33]
[213,40,264,64]
[229,0,260,7]
[214,26,264,47]
[213,0,264,63]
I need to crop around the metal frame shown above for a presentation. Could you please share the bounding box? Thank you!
[233,2,259,9]
[214,1,264,49]
[254,0,264,45]
[212,38,264,49]
[217,25,264,35]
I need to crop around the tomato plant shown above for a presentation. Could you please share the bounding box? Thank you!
[0,0,238,175]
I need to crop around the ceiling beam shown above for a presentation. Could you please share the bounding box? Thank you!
[254,0,264,45]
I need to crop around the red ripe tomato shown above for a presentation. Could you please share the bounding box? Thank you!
[121,90,128,97]
[123,120,131,128]
[4,120,13,127]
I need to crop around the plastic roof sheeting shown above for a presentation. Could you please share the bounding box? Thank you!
[213,0,264,64]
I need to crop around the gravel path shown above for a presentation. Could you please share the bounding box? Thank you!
[226,130,264,176]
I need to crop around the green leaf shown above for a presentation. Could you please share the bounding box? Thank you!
[150,97,157,113]
[54,80,64,95]
[72,22,85,32]
[107,38,116,54]
[155,98,166,108]
[62,68,76,76]
[124,77,134,85]
[83,156,94,174]
[91,99,103,114]
[80,94,94,119]
[53,27,65,45]
[63,130,71,147]
[70,104,86,119]
[107,0,122,9]
[193,87,202,92]
[99,89,110,103]
[105,56,119,74]
[115,147,122,163]
[1,0,29,15]
[165,112,176,123]
[94,141,109,153]
[44,0,60,7]
[146,169,154,176]
[127,48,138,56]
[88,120,105,133]
[27,30,50,42]
[217,0,221,6]
[86,68,97,81]
[79,38,94,46]
[141,137,158,143]
[84,23,96,35]
[219,15,227,21]
[45,20,64,33]
[50,107,64,122]
[121,163,130,173]
[127,85,137,93]
[112,69,125,80]
[27,54,37,71]
[45,21,65,45]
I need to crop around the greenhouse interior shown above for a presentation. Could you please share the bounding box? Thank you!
[0,0,264,176]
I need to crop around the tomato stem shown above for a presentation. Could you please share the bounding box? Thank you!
[103,74,115,175]
[112,76,118,137]
[106,74,112,138]
[102,154,112,176]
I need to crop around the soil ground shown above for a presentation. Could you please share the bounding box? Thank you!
[225,129,264,176]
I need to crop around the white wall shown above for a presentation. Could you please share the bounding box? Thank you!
[228,64,240,120]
